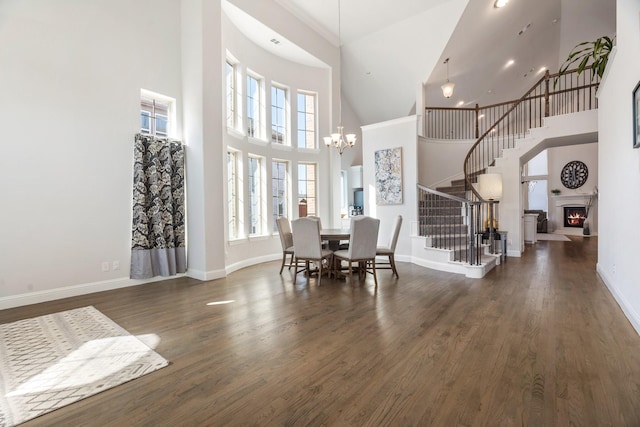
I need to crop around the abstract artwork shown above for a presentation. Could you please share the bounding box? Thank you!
[375,147,403,205]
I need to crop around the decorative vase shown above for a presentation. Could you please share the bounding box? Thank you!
[583,218,590,235]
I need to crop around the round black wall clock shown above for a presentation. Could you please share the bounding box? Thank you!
[560,160,588,189]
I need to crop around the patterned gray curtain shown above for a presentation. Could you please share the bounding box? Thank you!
[130,134,186,279]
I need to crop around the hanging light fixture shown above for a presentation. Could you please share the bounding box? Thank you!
[324,0,356,155]
[441,58,455,98]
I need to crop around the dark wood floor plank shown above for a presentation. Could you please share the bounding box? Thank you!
[2,236,640,426]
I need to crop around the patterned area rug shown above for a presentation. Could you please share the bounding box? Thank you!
[536,233,571,241]
[0,306,168,426]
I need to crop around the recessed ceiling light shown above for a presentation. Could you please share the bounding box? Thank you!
[494,0,508,8]
[538,67,547,74]
[506,59,515,67]
[457,101,464,106]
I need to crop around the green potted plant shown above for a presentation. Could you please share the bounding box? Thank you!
[551,188,561,195]
[555,36,615,87]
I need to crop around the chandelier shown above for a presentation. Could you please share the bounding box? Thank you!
[441,58,455,98]
[324,0,356,155]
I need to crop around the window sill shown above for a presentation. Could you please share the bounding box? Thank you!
[248,136,268,146]
[228,237,248,246]
[298,147,322,154]
[272,143,293,152]
[248,234,269,241]
[227,127,246,140]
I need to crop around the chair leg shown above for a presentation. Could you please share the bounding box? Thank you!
[317,262,323,286]
[288,253,295,270]
[348,261,353,283]
[279,253,287,274]
[389,254,398,277]
[293,257,300,281]
[371,259,378,286]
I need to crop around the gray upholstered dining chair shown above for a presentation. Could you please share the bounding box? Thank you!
[376,215,403,277]
[291,217,334,286]
[333,216,380,286]
[276,217,295,274]
[307,215,328,248]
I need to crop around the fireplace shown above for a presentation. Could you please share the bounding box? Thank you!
[564,206,586,228]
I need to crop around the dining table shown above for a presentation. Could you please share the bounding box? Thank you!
[320,228,350,251]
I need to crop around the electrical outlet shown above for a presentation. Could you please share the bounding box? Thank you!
[112,261,120,271]
[101,262,110,272]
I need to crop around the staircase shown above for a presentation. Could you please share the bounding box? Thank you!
[417,68,600,277]
[416,175,500,279]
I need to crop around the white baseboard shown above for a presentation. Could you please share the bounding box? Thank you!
[597,263,640,336]
[0,275,175,311]
[225,254,280,275]
[187,268,226,281]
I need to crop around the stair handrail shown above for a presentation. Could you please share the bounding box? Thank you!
[463,68,598,200]
[464,71,549,199]
[417,183,474,205]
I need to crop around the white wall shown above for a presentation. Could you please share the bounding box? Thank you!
[418,138,474,187]
[0,0,183,306]
[0,0,342,309]
[597,0,640,334]
[361,116,419,261]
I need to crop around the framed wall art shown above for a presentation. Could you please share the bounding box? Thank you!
[375,147,403,205]
[634,80,640,148]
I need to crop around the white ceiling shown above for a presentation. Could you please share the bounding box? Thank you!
[228,0,616,126]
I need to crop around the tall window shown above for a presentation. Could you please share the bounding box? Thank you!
[272,160,288,232]
[248,156,263,235]
[247,74,262,138]
[525,150,549,212]
[271,85,287,144]
[140,95,171,137]
[298,163,317,217]
[297,92,316,149]
[226,60,237,130]
[227,150,240,239]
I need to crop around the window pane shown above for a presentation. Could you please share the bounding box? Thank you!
[247,75,261,138]
[140,94,173,137]
[227,151,238,239]
[140,111,151,134]
[527,150,548,176]
[155,114,168,136]
[271,86,287,144]
[226,61,236,129]
[248,156,262,235]
[272,161,288,232]
[297,92,316,149]
[298,163,317,216]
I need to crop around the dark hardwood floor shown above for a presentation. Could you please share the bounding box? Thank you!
[3,236,640,426]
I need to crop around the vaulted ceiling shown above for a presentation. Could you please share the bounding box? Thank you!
[230,0,616,126]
